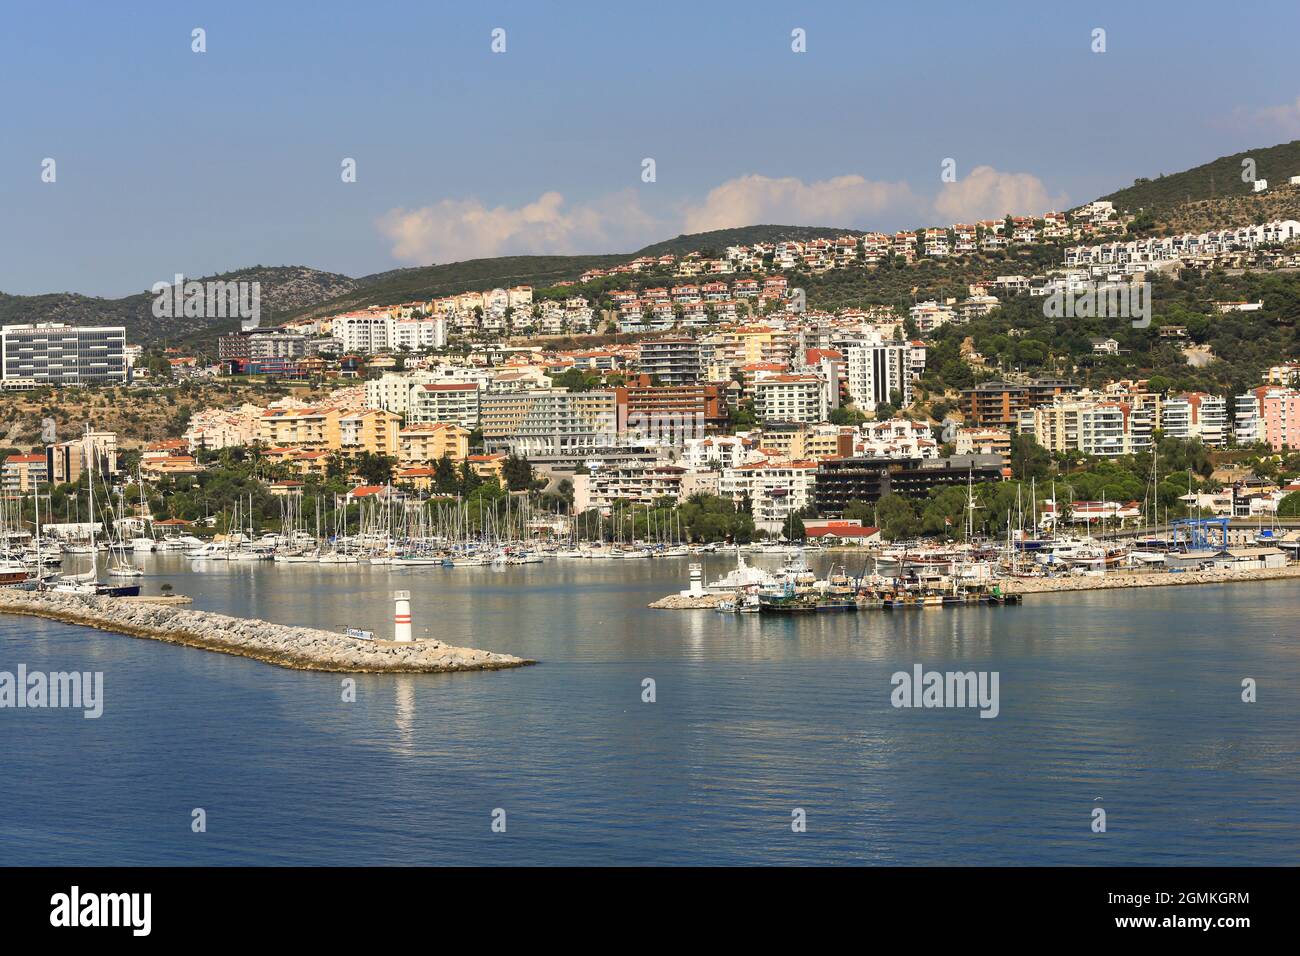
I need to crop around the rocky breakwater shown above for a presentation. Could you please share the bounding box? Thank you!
[649,592,730,609]
[0,589,535,674]
[1004,564,1300,595]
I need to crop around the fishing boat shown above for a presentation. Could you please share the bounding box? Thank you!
[0,561,36,588]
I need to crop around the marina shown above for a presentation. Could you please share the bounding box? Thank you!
[3,550,1296,866]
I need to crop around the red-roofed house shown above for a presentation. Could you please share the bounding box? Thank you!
[804,520,881,545]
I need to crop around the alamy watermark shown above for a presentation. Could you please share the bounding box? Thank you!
[151,273,261,330]
[1043,280,1150,328]
[891,663,999,718]
[1,665,103,718]
[50,886,150,936]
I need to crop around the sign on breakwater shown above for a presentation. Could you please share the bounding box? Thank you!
[0,590,534,674]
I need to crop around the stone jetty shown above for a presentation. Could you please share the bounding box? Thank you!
[649,592,730,609]
[0,589,535,674]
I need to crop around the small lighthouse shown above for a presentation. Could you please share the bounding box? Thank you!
[682,562,705,598]
[393,590,413,642]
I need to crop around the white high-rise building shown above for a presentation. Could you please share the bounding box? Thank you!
[332,312,392,354]
[391,316,447,351]
[1161,393,1229,447]
[845,343,917,412]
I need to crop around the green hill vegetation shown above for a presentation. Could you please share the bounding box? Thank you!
[1099,139,1300,214]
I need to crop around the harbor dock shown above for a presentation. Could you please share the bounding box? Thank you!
[652,562,1300,608]
[0,589,535,674]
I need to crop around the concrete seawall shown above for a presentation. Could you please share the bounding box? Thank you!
[0,589,535,674]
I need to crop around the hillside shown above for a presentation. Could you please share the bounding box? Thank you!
[281,226,866,321]
[281,254,626,323]
[633,225,864,258]
[0,266,357,353]
[0,378,334,450]
[1099,138,1300,214]
[1133,182,1300,236]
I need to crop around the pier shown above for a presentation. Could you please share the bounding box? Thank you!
[0,589,535,674]
[650,549,1300,609]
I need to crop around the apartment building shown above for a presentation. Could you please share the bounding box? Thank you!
[637,338,702,386]
[218,329,307,363]
[953,427,1012,466]
[1019,397,1155,457]
[1,323,127,386]
[1161,393,1229,447]
[752,373,829,424]
[572,462,688,513]
[754,423,855,461]
[338,408,403,456]
[961,378,1077,429]
[845,343,919,412]
[908,301,956,333]
[614,382,727,445]
[46,440,84,484]
[857,418,938,459]
[1235,386,1300,450]
[2,453,49,492]
[391,316,448,351]
[720,459,818,534]
[397,422,471,466]
[258,407,341,449]
[681,435,760,470]
[813,455,1005,515]
[408,383,482,428]
[332,311,393,354]
[478,389,619,460]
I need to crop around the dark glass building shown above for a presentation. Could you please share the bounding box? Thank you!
[814,454,1005,515]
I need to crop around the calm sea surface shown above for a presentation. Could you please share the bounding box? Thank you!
[2,553,1297,865]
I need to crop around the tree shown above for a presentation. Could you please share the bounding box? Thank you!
[729,401,758,430]
[352,452,395,486]
[843,499,875,524]
[457,460,483,495]
[503,454,533,492]
[874,494,920,540]
[1010,433,1052,481]
[781,510,807,541]
[433,455,458,495]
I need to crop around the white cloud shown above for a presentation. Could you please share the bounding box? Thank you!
[376,189,657,264]
[681,173,920,233]
[1245,95,1300,137]
[932,165,1068,222]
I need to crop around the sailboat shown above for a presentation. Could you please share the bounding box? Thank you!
[54,428,140,596]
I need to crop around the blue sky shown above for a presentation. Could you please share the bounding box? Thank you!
[2,0,1298,297]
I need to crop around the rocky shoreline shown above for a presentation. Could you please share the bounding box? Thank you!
[0,589,535,674]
